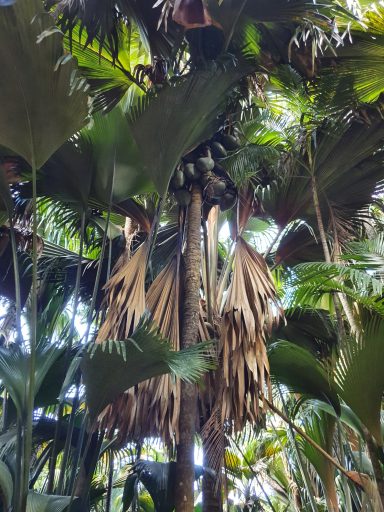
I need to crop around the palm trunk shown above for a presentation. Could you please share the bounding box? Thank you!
[175,184,202,512]
[202,445,222,512]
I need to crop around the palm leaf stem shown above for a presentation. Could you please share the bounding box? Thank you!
[67,210,86,352]
[77,431,105,509]
[263,226,283,259]
[337,422,353,512]
[84,166,115,342]
[67,417,87,510]
[311,174,359,335]
[8,217,22,343]
[146,195,165,271]
[105,452,114,512]
[263,396,356,484]
[57,382,81,494]
[47,401,65,493]
[217,244,235,312]
[278,388,319,512]
[22,156,38,512]
[57,209,85,495]
[230,435,278,512]
[47,210,86,495]
[224,0,249,51]
[14,417,22,511]
[269,418,309,511]
[202,220,213,325]
[363,428,384,509]
[29,442,52,488]
[311,174,331,262]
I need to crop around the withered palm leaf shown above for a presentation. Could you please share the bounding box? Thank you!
[98,254,183,442]
[123,255,183,442]
[221,236,283,430]
[97,241,148,342]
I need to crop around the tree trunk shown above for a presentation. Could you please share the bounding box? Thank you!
[175,184,202,512]
[202,446,222,512]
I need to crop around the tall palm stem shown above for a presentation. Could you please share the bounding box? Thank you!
[47,210,86,493]
[263,396,356,483]
[175,184,202,512]
[277,389,318,512]
[20,156,38,511]
[8,216,22,343]
[311,175,359,334]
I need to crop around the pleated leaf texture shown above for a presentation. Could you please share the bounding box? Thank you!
[100,256,183,442]
[0,0,89,168]
[221,236,283,430]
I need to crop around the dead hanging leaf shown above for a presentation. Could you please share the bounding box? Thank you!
[99,255,183,443]
[96,240,149,436]
[172,0,213,28]
[96,241,148,343]
[221,236,283,431]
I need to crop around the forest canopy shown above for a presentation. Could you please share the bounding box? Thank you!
[0,0,384,511]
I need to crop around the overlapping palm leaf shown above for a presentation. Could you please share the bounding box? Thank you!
[0,0,89,168]
[82,318,214,421]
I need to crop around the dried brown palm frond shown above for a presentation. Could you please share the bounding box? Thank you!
[96,241,148,342]
[221,236,283,431]
[128,255,183,443]
[99,253,184,443]
[96,240,149,435]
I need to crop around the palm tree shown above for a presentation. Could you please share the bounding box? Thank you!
[2,0,384,511]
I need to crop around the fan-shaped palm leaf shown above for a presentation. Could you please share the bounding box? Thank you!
[128,61,252,195]
[82,318,215,421]
[335,313,384,444]
[0,342,64,417]
[268,341,340,413]
[0,0,89,168]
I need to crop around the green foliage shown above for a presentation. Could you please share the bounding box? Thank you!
[268,340,340,414]
[0,342,64,417]
[335,313,384,444]
[0,0,89,167]
[26,492,76,512]
[128,61,252,195]
[82,318,215,420]
[0,460,13,511]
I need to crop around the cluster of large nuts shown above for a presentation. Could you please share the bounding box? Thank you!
[170,134,240,211]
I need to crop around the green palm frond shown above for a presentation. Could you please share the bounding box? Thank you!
[0,460,13,511]
[287,261,384,315]
[127,61,253,195]
[335,313,384,444]
[64,23,147,112]
[38,108,154,210]
[50,0,179,60]
[297,410,338,511]
[26,492,77,512]
[268,340,340,413]
[82,317,216,420]
[0,341,64,416]
[257,114,384,233]
[343,233,384,273]
[319,5,384,105]
[0,0,89,168]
